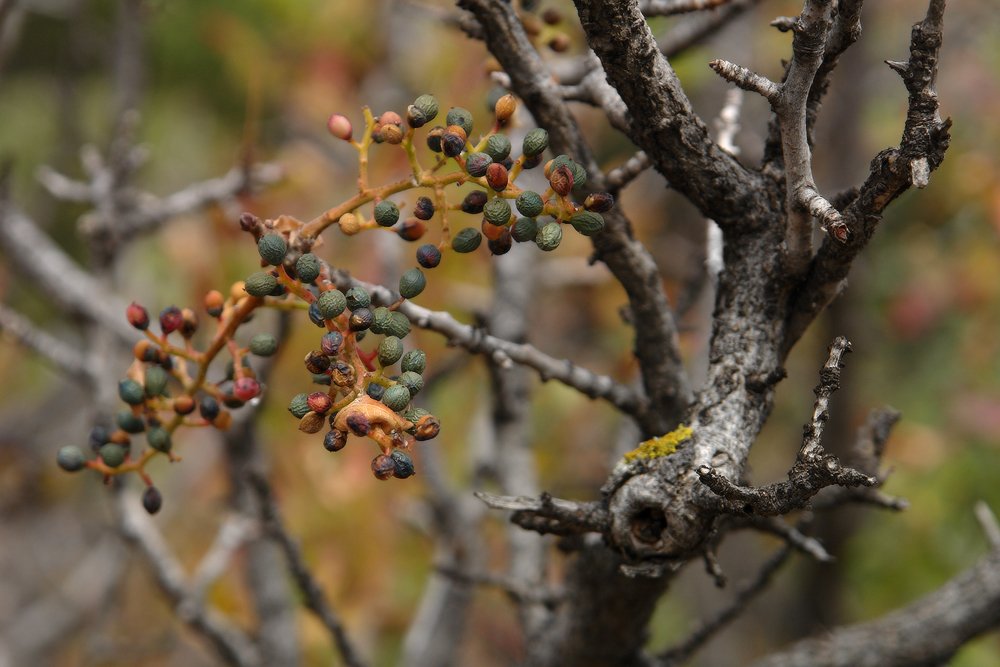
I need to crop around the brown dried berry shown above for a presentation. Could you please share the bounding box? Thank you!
[486,163,509,192]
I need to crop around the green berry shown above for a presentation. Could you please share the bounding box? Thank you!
[378,336,404,366]
[535,221,563,251]
[516,191,544,217]
[398,371,423,397]
[345,286,371,310]
[371,306,392,334]
[245,272,278,297]
[119,379,145,405]
[570,211,605,237]
[116,410,145,434]
[465,152,493,178]
[401,349,426,374]
[295,253,321,283]
[374,200,400,227]
[399,268,427,299]
[257,234,288,266]
[249,333,278,356]
[485,134,512,162]
[99,443,127,468]
[452,228,482,253]
[57,445,86,472]
[511,217,539,242]
[144,365,169,397]
[288,393,311,419]
[317,289,347,319]
[483,197,512,226]
[404,407,430,424]
[522,128,549,157]
[385,311,411,339]
[381,384,411,411]
[413,94,439,122]
[446,107,473,136]
[147,426,172,453]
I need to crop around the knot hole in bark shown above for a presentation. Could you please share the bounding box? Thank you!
[630,505,668,545]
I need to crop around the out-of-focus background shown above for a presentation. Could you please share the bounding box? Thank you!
[0,0,998,665]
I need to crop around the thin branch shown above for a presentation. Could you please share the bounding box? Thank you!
[800,335,850,460]
[0,303,98,385]
[247,472,368,667]
[118,490,262,667]
[605,151,651,191]
[750,545,1000,667]
[709,59,780,101]
[698,337,877,517]
[658,546,792,666]
[0,203,137,345]
[640,0,729,16]
[433,564,562,607]
[975,502,1000,549]
[330,270,644,417]
[459,0,693,435]
[659,0,758,58]
[475,491,610,536]
[785,0,951,350]
[185,515,259,612]
[747,516,833,562]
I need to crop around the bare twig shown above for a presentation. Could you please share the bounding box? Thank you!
[0,303,98,385]
[640,0,729,16]
[0,203,137,345]
[185,515,259,612]
[118,491,262,667]
[748,517,833,562]
[247,472,368,667]
[698,338,877,516]
[658,546,792,666]
[475,491,610,536]
[750,545,1000,667]
[605,151,651,191]
[330,270,644,417]
[975,502,1000,549]
[434,564,562,607]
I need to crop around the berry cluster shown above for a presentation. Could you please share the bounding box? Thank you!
[57,91,613,513]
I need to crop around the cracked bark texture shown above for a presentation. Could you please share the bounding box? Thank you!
[457,0,959,665]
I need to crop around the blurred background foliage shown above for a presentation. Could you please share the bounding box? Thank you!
[0,0,998,665]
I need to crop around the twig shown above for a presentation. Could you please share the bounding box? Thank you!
[748,516,833,562]
[247,472,368,667]
[433,564,562,607]
[658,546,792,666]
[974,502,1000,549]
[0,203,137,345]
[659,0,757,58]
[330,270,644,417]
[475,491,610,536]
[800,336,851,460]
[118,490,262,667]
[640,0,729,16]
[698,338,877,516]
[0,303,98,385]
[605,151,651,191]
[784,0,951,350]
[185,515,259,612]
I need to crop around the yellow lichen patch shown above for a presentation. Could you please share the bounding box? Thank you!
[623,425,693,463]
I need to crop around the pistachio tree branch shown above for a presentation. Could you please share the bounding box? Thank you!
[247,472,368,667]
[329,271,645,420]
[750,543,1000,667]
[708,0,847,270]
[0,303,99,385]
[698,337,877,517]
[657,546,792,667]
[459,0,693,435]
[784,0,950,349]
[639,0,729,16]
[118,490,262,667]
[0,203,137,345]
[573,0,769,230]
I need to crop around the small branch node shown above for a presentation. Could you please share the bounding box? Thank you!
[708,59,780,101]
